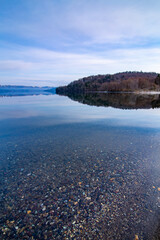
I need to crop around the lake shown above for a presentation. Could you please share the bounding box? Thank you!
[0,93,160,239]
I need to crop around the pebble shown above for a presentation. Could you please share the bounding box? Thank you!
[0,122,160,239]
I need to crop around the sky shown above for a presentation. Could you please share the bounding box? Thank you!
[0,0,160,86]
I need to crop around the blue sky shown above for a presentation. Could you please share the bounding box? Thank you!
[0,0,160,86]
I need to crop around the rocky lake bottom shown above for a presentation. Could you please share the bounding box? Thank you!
[0,94,160,239]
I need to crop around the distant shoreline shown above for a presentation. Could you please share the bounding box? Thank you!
[135,91,160,94]
[57,90,160,95]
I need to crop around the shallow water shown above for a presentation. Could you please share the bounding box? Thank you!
[0,94,160,239]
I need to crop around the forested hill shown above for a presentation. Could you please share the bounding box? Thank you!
[56,72,160,94]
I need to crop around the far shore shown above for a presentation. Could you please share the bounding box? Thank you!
[75,91,160,94]
[135,91,160,94]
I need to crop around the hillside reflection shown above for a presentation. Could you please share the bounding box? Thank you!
[65,92,160,109]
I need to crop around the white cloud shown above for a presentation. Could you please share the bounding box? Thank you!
[0,45,160,86]
[0,60,33,71]
[1,0,160,46]
[1,0,160,85]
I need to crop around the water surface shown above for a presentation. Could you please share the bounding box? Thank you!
[0,94,160,239]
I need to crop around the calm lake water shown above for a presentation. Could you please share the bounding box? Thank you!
[0,93,160,239]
